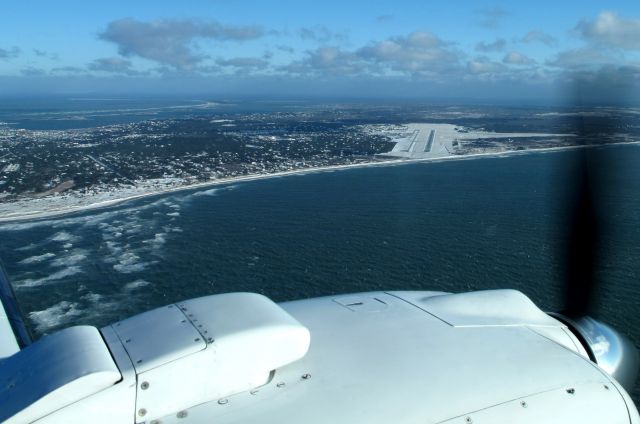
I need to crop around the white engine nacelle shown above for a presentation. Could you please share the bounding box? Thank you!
[0,292,311,423]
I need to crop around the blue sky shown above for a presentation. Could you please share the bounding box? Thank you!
[1,1,639,102]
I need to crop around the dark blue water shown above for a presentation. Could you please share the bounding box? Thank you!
[0,97,225,130]
[0,96,327,130]
[1,146,639,399]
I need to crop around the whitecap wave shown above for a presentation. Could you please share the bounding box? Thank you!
[114,251,139,266]
[124,226,143,236]
[82,292,119,312]
[16,243,39,251]
[123,279,151,291]
[50,250,88,267]
[143,233,166,248]
[0,195,161,232]
[163,225,183,233]
[193,188,219,197]
[113,262,152,273]
[112,252,155,273]
[16,266,83,288]
[81,292,104,303]
[50,231,78,243]
[29,301,82,334]
[18,252,55,264]
[104,241,123,257]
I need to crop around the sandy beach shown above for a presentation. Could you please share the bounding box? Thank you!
[1,141,638,224]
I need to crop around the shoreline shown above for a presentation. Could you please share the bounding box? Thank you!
[1,141,639,223]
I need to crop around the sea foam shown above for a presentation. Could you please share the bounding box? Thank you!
[18,252,55,265]
[29,301,82,334]
[16,266,83,288]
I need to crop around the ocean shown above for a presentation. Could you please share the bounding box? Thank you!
[0,144,639,401]
[0,96,225,130]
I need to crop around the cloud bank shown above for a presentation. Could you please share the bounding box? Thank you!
[575,11,640,50]
[3,11,640,104]
[99,18,264,69]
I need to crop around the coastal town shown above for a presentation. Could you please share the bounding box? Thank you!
[0,105,634,221]
[0,113,392,202]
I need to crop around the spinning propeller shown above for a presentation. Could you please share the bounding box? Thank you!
[554,95,639,392]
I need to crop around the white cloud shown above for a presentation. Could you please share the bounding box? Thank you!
[298,26,348,43]
[357,31,462,77]
[568,65,640,103]
[0,46,20,59]
[476,7,509,28]
[503,52,535,65]
[99,18,264,69]
[285,46,362,76]
[547,47,622,68]
[88,57,141,75]
[216,57,269,69]
[51,66,86,74]
[575,11,640,50]
[20,67,47,77]
[475,38,507,52]
[467,56,507,75]
[521,31,557,47]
